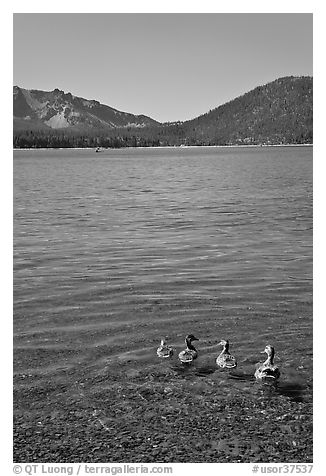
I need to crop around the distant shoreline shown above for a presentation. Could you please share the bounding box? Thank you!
[13,143,313,152]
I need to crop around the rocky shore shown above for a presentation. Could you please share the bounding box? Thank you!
[14,364,313,463]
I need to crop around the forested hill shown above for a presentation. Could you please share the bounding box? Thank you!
[13,76,312,148]
[180,76,313,145]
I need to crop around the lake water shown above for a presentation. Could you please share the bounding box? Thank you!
[13,146,313,462]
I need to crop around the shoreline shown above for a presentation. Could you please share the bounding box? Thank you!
[13,143,313,152]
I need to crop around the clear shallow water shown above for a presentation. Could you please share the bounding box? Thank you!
[14,146,312,416]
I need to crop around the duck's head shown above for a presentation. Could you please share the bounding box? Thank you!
[185,334,199,344]
[261,344,275,357]
[218,339,229,347]
[160,339,167,346]
[218,339,230,351]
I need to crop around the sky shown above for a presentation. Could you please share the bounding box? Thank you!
[13,13,312,123]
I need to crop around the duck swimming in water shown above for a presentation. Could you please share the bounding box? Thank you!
[216,339,237,368]
[156,339,174,358]
[178,334,199,363]
[255,344,280,380]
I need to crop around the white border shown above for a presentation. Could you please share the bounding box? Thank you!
[4,2,323,474]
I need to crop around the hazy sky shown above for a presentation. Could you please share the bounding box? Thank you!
[13,13,312,123]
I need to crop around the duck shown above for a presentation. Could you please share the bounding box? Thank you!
[178,334,199,363]
[216,339,237,368]
[156,339,174,358]
[254,344,280,380]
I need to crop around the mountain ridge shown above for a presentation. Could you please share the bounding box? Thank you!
[13,85,159,131]
[13,76,313,148]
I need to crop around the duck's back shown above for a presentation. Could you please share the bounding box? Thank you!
[216,353,237,369]
[178,348,197,363]
[157,344,173,358]
[255,364,280,380]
